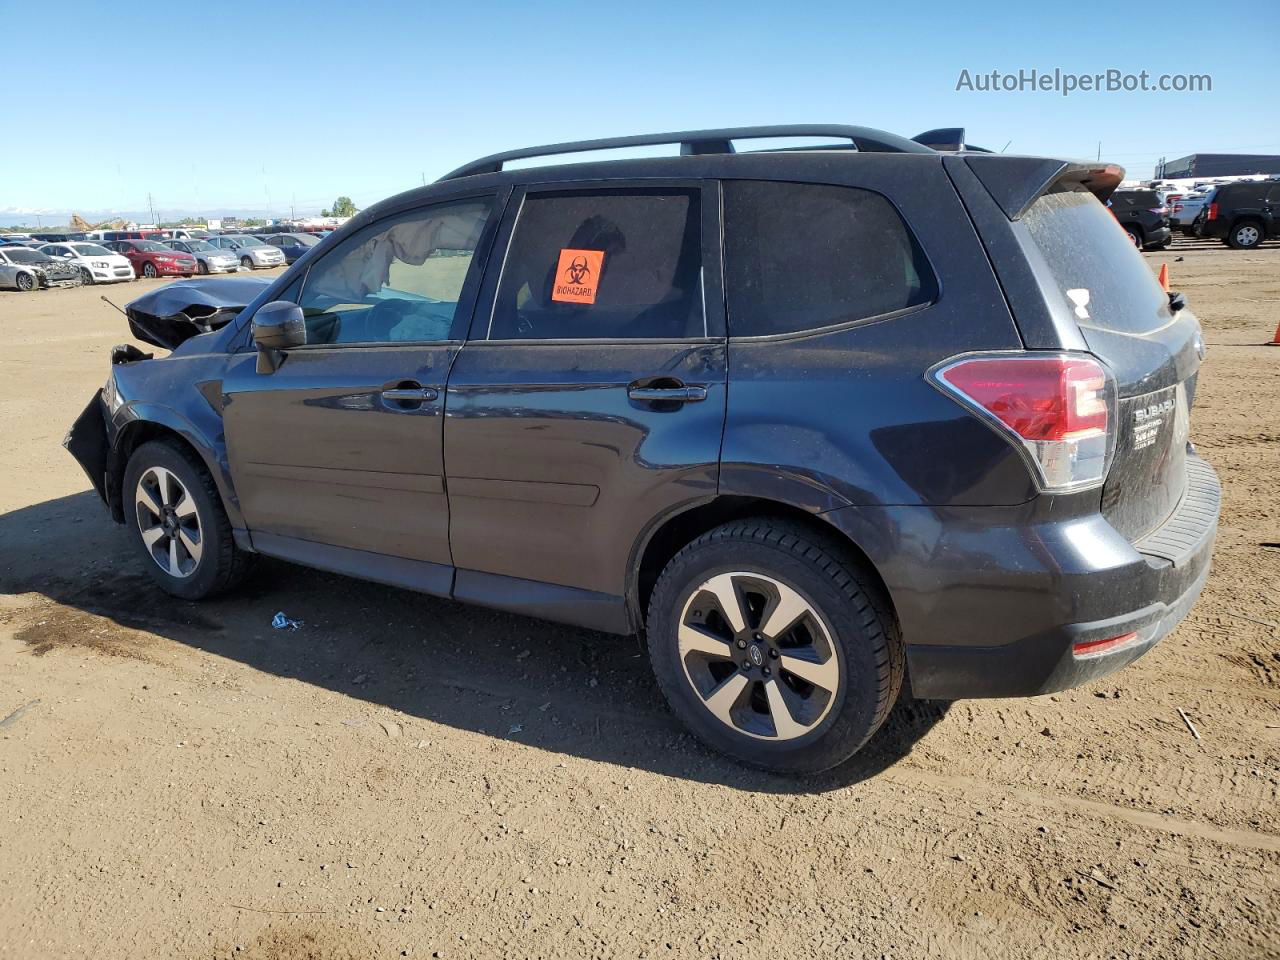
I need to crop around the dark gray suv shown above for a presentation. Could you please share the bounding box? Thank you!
[66,125,1219,773]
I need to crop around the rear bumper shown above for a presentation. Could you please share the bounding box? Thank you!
[824,453,1220,700]
[1145,226,1172,247]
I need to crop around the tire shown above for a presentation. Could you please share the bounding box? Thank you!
[197,259,209,275]
[1157,236,1173,250]
[1227,220,1263,249]
[240,255,254,269]
[123,440,252,600]
[80,267,95,285]
[646,519,903,774]
[1123,226,1142,249]
[142,261,158,278]
[15,272,35,291]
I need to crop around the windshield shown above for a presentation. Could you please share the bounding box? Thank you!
[135,241,168,252]
[229,235,265,247]
[72,244,112,256]
[6,249,50,263]
[1022,188,1168,336]
[184,240,216,252]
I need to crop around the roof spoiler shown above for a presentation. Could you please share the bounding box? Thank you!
[962,155,1126,219]
[912,127,992,153]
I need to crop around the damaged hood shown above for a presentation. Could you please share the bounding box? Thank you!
[124,276,272,349]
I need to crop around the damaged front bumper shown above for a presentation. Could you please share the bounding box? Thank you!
[64,389,111,505]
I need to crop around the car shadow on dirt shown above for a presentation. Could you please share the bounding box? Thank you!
[1,491,951,792]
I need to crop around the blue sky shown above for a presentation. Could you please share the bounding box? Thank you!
[2,0,1275,223]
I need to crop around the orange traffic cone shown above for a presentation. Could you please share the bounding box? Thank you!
[1157,263,1169,292]
[1269,319,1280,346]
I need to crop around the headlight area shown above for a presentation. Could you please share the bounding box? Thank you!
[102,372,124,414]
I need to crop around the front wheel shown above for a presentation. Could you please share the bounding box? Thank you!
[1227,221,1263,249]
[197,259,209,275]
[241,255,254,269]
[142,261,158,279]
[647,519,903,774]
[15,272,35,291]
[123,440,252,600]
[80,267,95,285]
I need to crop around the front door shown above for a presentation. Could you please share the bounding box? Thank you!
[443,182,727,628]
[222,193,502,594]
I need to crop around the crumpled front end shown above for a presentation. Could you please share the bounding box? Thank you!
[123,276,272,348]
[64,390,111,504]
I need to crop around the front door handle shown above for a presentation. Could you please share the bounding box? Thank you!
[381,381,438,410]
[627,383,708,403]
[382,387,437,402]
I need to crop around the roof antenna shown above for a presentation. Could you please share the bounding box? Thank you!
[1000,140,1012,153]
[100,295,126,316]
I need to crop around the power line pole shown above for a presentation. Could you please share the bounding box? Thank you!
[1096,141,1101,162]
[148,192,158,227]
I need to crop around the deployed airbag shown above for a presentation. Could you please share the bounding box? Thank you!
[124,277,272,348]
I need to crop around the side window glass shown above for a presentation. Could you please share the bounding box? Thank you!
[297,198,492,346]
[723,181,937,337]
[490,188,704,341]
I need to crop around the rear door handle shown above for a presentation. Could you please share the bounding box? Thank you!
[627,384,708,403]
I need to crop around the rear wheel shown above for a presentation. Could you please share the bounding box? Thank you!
[1227,221,1263,249]
[647,519,903,774]
[1123,225,1142,249]
[123,440,252,600]
[142,261,158,278]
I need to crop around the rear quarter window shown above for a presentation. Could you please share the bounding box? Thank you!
[722,181,936,338]
[1022,188,1169,336]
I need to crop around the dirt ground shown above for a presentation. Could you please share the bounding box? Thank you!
[0,245,1277,960]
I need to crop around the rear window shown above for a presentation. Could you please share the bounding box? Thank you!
[723,181,936,338]
[1022,188,1168,336]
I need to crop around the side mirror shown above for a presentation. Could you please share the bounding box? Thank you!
[1168,291,1186,313]
[253,300,305,373]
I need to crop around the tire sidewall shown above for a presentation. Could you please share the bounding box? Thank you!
[1230,222,1261,249]
[122,441,226,600]
[648,534,889,773]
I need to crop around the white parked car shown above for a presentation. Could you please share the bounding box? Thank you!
[38,242,135,284]
[205,234,286,269]
[162,239,241,275]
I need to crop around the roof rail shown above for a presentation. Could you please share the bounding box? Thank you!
[439,124,934,180]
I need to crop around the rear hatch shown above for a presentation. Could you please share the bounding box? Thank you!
[1020,188,1201,541]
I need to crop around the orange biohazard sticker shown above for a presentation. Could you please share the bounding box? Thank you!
[551,249,604,304]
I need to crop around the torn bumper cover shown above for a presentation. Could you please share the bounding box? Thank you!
[64,389,110,504]
[124,275,271,349]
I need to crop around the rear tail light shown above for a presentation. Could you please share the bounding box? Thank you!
[1207,203,1219,221]
[1173,203,1184,213]
[930,353,1116,493]
[1150,206,1169,216]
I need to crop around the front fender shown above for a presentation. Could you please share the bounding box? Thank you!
[110,399,244,531]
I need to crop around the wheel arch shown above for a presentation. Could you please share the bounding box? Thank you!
[629,496,897,636]
[107,407,244,537]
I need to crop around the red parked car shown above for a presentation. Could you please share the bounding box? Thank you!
[103,239,197,279]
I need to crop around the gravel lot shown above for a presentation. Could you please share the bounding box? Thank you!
[1,246,1277,960]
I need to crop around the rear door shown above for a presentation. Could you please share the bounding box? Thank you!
[443,181,727,628]
[222,192,504,592]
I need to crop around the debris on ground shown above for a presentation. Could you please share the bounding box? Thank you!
[271,612,302,631]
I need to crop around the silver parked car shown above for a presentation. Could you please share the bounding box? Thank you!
[163,239,242,275]
[0,246,81,291]
[205,234,285,269]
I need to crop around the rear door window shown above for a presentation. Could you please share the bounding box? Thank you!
[489,188,704,341]
[722,180,936,337]
[1022,188,1168,336]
